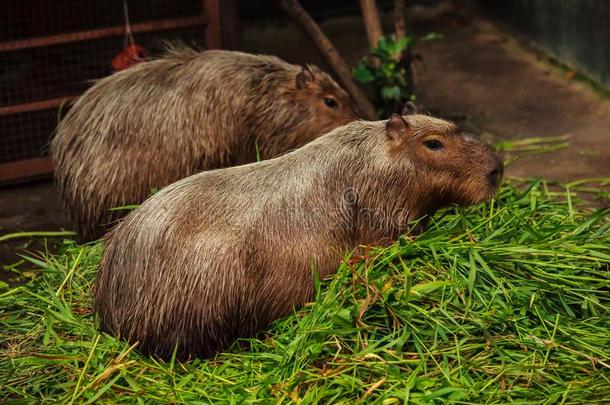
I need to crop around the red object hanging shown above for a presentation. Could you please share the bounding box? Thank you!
[111,44,148,71]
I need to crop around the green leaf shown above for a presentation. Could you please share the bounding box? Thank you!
[352,65,375,83]
[381,86,402,101]
[410,281,451,296]
[421,32,443,41]
[396,37,411,50]
[386,37,410,55]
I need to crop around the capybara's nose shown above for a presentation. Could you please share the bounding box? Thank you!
[488,158,504,189]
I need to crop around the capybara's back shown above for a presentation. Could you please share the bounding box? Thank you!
[52,47,356,241]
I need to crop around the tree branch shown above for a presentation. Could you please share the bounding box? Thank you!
[276,0,378,120]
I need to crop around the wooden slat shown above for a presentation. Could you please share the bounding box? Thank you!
[0,96,78,117]
[0,157,54,182]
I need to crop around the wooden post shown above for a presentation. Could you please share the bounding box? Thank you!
[204,0,239,50]
[393,0,414,94]
[394,0,406,41]
[359,0,383,48]
[203,0,221,49]
[275,0,378,120]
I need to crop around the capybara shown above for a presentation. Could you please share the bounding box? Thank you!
[93,113,504,359]
[51,47,357,241]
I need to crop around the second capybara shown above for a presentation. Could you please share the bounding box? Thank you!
[51,46,357,241]
[93,113,504,360]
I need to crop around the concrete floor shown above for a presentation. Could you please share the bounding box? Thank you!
[239,5,610,182]
[1,3,609,281]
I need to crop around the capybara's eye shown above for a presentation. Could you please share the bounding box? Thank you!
[324,97,338,108]
[424,139,443,150]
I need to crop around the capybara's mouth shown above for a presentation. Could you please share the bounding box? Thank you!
[488,169,503,187]
[487,160,504,192]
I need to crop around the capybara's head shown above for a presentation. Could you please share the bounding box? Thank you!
[385,113,503,208]
[295,65,355,125]
[258,65,357,158]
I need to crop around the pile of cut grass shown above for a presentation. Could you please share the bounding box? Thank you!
[1,180,609,403]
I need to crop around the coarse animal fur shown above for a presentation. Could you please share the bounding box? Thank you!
[51,47,357,241]
[93,113,504,360]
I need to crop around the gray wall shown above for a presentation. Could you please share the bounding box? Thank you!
[476,0,610,89]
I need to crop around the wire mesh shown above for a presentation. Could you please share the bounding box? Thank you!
[0,0,206,184]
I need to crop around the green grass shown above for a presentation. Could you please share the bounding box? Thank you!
[495,135,571,155]
[1,180,609,403]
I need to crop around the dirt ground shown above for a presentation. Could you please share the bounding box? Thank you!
[1,3,609,281]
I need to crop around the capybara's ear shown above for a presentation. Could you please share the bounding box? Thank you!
[401,101,418,115]
[386,113,409,145]
[296,66,315,89]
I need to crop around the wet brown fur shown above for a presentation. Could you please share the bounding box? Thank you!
[51,46,356,241]
[93,114,503,360]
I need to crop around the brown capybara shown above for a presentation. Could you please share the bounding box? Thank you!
[93,113,504,360]
[51,46,357,241]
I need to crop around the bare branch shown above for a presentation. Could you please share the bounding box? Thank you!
[275,0,378,120]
